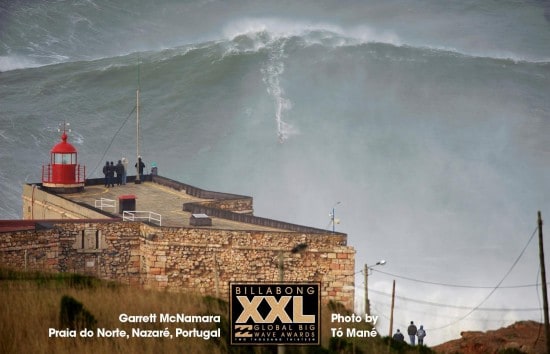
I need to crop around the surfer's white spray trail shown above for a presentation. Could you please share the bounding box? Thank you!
[261,37,296,143]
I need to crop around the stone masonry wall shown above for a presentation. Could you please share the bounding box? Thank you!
[0,221,142,286]
[21,184,111,220]
[0,221,355,309]
[198,199,253,214]
[139,224,355,308]
[0,228,60,272]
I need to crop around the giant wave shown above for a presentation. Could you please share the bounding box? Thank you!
[1,0,550,346]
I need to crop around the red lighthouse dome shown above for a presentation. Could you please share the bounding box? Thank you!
[42,127,85,193]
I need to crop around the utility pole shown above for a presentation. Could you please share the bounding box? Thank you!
[275,244,307,354]
[214,253,220,298]
[278,251,285,354]
[364,264,369,315]
[364,260,387,315]
[538,211,550,354]
[389,280,395,337]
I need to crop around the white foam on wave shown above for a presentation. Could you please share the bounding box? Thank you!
[222,19,402,143]
[70,131,85,145]
[223,18,402,143]
[222,17,401,48]
[0,56,42,72]
[221,17,550,64]
[223,17,341,40]
[0,130,15,143]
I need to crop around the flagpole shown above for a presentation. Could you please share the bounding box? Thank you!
[135,56,141,184]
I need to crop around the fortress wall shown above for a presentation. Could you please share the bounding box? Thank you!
[0,221,355,309]
[22,185,110,220]
[0,228,60,272]
[55,221,142,286]
[151,175,254,213]
[0,221,142,286]
[197,199,253,213]
[140,224,355,308]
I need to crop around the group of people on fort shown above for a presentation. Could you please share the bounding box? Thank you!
[102,157,146,187]
[392,321,426,346]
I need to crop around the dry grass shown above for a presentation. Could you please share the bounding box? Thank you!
[0,268,429,354]
[0,270,230,354]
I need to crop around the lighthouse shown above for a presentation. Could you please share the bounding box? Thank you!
[41,125,85,193]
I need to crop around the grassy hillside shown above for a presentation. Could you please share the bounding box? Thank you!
[0,268,433,354]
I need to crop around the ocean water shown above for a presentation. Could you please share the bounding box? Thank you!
[1,0,550,345]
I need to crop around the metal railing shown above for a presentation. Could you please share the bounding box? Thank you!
[42,164,86,184]
[123,211,162,226]
[94,198,116,211]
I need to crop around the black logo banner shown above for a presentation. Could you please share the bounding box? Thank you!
[230,283,320,345]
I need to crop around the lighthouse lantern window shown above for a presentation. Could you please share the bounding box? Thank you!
[54,153,76,165]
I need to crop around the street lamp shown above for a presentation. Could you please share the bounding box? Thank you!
[364,260,386,315]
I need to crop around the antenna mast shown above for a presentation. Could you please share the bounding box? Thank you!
[58,121,71,134]
[135,56,141,184]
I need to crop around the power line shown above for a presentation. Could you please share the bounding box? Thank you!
[369,288,541,312]
[357,224,541,335]
[372,303,512,323]
[428,226,538,330]
[89,105,136,177]
[370,268,543,289]
[374,302,521,321]
[371,303,514,333]
[325,269,363,282]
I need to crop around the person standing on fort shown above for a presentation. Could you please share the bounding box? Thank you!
[103,161,110,187]
[416,325,426,345]
[115,160,124,186]
[121,157,128,185]
[108,161,115,187]
[135,156,145,180]
[407,321,417,345]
